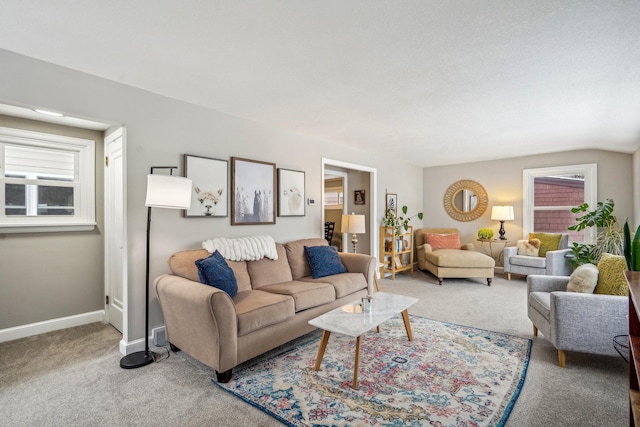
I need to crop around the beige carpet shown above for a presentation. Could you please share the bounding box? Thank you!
[0,272,628,426]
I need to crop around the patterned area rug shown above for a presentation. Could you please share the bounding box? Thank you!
[215,315,531,427]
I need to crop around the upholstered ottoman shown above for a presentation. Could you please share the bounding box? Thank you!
[416,228,495,286]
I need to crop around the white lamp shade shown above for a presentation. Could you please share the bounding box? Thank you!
[145,174,192,209]
[341,214,366,234]
[491,205,514,221]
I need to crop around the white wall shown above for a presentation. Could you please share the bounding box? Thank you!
[0,49,423,345]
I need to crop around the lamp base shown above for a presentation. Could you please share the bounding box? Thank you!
[498,221,507,240]
[120,350,154,369]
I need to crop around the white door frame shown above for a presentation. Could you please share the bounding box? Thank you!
[321,158,377,259]
[104,127,128,349]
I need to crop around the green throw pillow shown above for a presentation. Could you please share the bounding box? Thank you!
[594,253,628,296]
[529,233,562,257]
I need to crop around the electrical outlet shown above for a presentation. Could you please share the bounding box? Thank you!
[153,327,166,347]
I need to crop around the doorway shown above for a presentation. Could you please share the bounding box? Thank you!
[321,158,377,257]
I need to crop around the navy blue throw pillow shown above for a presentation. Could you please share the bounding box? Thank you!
[195,250,238,297]
[304,245,347,279]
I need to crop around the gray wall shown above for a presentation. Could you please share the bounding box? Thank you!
[0,115,105,329]
[423,149,634,245]
[0,49,423,342]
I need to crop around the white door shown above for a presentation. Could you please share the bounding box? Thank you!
[104,128,127,333]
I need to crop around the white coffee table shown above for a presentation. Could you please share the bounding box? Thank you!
[308,291,418,389]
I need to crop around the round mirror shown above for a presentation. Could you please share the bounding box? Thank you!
[443,180,488,222]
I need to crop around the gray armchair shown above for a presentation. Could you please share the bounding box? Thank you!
[527,274,628,367]
[504,233,572,280]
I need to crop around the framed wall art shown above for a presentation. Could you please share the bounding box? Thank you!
[354,189,365,205]
[386,193,398,216]
[231,157,276,225]
[184,154,228,217]
[277,168,305,217]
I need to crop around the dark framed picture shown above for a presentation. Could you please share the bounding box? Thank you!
[354,189,365,205]
[277,168,305,217]
[386,193,398,216]
[231,157,276,225]
[184,154,228,217]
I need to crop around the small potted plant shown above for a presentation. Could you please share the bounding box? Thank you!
[477,227,494,240]
[382,206,423,236]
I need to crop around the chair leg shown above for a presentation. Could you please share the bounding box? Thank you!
[487,278,492,286]
[533,325,538,336]
[557,350,566,368]
[507,272,511,280]
[438,277,443,285]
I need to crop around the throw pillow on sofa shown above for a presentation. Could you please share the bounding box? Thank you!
[195,250,238,297]
[516,238,541,256]
[304,245,347,279]
[594,253,628,296]
[425,233,461,250]
[529,232,562,257]
[566,263,598,293]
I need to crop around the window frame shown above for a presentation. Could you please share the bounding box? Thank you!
[522,163,597,244]
[0,126,95,233]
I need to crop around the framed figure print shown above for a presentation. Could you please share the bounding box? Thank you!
[386,193,398,216]
[231,157,276,225]
[277,168,305,217]
[354,189,365,205]
[184,154,228,217]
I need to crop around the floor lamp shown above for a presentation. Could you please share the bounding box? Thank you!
[120,166,192,369]
[341,213,366,253]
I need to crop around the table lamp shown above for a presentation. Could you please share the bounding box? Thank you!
[491,205,514,240]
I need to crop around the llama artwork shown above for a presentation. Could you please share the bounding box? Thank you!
[277,169,305,217]
[231,158,276,225]
[194,187,223,216]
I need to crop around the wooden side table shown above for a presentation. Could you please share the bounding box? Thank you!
[477,239,509,268]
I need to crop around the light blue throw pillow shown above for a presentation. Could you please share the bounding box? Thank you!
[304,245,347,279]
[195,250,238,297]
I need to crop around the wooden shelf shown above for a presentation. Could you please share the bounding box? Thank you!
[626,270,640,426]
[380,226,414,280]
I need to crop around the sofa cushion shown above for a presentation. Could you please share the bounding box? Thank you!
[284,238,329,280]
[247,244,293,289]
[567,263,598,293]
[529,233,562,257]
[509,254,546,269]
[425,233,461,250]
[304,245,347,279]
[594,253,628,296]
[168,248,252,292]
[424,249,495,268]
[195,251,238,297]
[301,272,367,298]
[259,280,336,312]
[233,290,295,336]
[529,291,551,321]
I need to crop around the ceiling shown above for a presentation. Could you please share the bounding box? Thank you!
[1,1,639,167]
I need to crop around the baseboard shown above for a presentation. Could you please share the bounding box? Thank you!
[118,326,166,355]
[0,310,106,343]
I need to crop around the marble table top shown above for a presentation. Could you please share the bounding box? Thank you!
[308,291,418,338]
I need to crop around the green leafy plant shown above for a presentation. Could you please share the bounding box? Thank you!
[624,220,640,271]
[565,198,623,267]
[477,227,494,240]
[382,206,423,236]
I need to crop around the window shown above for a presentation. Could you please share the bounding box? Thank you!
[523,164,597,243]
[0,127,95,233]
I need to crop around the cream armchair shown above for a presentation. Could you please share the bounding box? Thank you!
[415,228,494,285]
[503,233,572,280]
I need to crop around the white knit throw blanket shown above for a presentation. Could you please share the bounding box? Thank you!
[202,235,278,261]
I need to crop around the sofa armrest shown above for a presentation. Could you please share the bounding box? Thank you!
[503,246,518,272]
[545,248,573,276]
[551,291,628,354]
[154,274,238,372]
[338,252,377,294]
[527,274,569,293]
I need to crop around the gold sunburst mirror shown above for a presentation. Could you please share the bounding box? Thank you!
[443,179,488,222]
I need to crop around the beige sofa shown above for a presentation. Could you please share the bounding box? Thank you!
[155,237,376,382]
[415,228,495,285]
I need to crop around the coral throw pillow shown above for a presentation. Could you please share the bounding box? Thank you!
[425,233,461,250]
[529,233,562,257]
[594,253,629,296]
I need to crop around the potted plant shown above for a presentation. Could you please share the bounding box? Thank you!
[565,198,624,267]
[477,227,494,240]
[382,206,423,236]
[624,220,640,271]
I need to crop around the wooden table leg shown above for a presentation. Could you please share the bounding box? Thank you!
[313,330,331,371]
[352,336,361,390]
[401,309,413,341]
